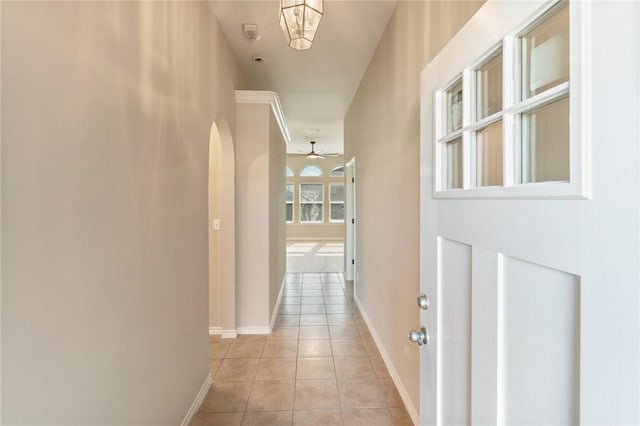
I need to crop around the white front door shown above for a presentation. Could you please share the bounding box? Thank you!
[419,1,639,424]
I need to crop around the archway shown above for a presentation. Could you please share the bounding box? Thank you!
[208,119,237,338]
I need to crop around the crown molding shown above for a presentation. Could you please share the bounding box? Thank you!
[235,90,291,144]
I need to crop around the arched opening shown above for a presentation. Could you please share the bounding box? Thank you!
[208,118,237,338]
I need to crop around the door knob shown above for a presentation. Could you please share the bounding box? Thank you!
[417,294,429,310]
[408,327,429,346]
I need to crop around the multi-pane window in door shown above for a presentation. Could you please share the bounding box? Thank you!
[471,49,504,187]
[286,183,294,223]
[300,183,323,223]
[329,183,344,222]
[518,3,570,184]
[436,1,571,194]
[438,78,464,190]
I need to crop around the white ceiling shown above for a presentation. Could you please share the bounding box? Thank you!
[209,0,397,154]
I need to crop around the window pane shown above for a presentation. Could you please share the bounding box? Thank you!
[300,184,323,202]
[300,165,323,177]
[330,184,344,202]
[331,204,344,221]
[443,138,463,189]
[475,121,503,186]
[286,203,293,222]
[522,4,569,99]
[286,183,294,202]
[446,80,463,134]
[476,52,503,120]
[521,97,570,183]
[286,166,294,177]
[300,204,323,222]
[330,165,344,177]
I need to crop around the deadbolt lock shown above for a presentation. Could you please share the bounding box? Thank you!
[417,294,429,310]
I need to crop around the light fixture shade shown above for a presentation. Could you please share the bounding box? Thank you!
[280,0,323,50]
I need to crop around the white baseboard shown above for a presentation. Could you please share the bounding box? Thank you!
[270,275,287,330]
[221,330,237,339]
[209,327,237,338]
[181,373,212,426]
[286,237,344,241]
[354,294,420,426]
[237,326,271,335]
[236,275,285,336]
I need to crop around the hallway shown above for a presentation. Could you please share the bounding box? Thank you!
[193,271,412,425]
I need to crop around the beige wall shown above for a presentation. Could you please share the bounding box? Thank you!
[286,156,345,240]
[269,114,286,321]
[235,100,286,330]
[344,0,483,415]
[236,103,271,329]
[1,1,246,423]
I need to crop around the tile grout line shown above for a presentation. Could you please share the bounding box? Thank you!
[200,268,410,425]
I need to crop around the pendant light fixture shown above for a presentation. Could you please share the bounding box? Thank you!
[279,0,323,51]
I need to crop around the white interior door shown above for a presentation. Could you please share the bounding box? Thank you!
[419,1,639,425]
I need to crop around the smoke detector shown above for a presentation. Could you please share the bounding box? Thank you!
[243,24,261,42]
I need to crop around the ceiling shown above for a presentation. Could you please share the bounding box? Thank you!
[209,1,397,155]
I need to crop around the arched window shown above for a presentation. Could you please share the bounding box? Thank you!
[330,164,344,177]
[286,166,294,177]
[300,165,323,177]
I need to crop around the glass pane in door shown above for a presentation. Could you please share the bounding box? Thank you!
[521,4,569,99]
[475,121,503,186]
[443,138,463,189]
[521,97,570,183]
[446,80,464,134]
[476,52,503,120]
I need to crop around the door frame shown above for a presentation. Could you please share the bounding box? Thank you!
[344,158,356,283]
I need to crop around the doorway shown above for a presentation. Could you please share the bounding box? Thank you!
[345,158,356,283]
[285,158,346,274]
[208,119,237,338]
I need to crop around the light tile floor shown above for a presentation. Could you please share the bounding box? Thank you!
[286,241,344,273]
[192,272,413,426]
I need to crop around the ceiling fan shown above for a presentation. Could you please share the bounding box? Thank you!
[291,141,340,160]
